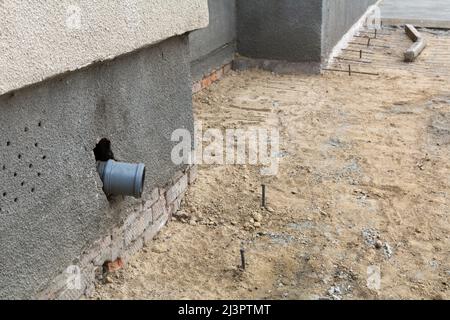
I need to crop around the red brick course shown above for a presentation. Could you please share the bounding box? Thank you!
[192,63,232,94]
[39,165,197,300]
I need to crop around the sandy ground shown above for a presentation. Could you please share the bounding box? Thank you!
[92,29,450,300]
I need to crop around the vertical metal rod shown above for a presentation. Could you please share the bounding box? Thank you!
[240,248,246,270]
[367,38,371,47]
[375,29,377,39]
[360,49,363,59]
[261,184,266,208]
[348,64,352,76]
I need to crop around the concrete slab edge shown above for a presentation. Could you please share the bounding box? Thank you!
[232,56,321,75]
[382,18,450,30]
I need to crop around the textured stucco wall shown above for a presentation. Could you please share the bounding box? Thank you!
[0,35,193,299]
[189,0,236,81]
[0,0,208,96]
[321,0,378,60]
[236,0,323,63]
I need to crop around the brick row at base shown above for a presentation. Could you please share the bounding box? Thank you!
[192,63,232,94]
[37,165,197,300]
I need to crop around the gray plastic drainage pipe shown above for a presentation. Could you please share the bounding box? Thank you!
[97,160,146,198]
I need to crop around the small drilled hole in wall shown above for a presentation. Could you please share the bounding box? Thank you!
[2,122,46,210]
[93,138,115,162]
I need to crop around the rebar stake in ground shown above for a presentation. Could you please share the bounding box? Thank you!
[240,248,246,270]
[261,184,267,208]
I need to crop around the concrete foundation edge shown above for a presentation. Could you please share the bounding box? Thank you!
[382,18,450,30]
[36,165,198,300]
[191,42,236,83]
[232,56,321,75]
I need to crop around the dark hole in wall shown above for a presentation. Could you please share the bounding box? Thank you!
[93,138,118,201]
[93,138,115,162]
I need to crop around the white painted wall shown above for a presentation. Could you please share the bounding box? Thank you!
[0,0,209,95]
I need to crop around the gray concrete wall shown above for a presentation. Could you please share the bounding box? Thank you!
[189,0,237,81]
[321,0,378,60]
[0,35,193,299]
[236,0,377,68]
[236,0,323,63]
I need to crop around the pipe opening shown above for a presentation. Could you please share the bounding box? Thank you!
[94,138,145,199]
[96,160,146,199]
[93,138,115,162]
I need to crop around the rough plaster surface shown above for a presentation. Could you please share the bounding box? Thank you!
[235,0,377,66]
[0,0,208,96]
[189,0,236,80]
[237,0,323,63]
[190,0,236,63]
[0,36,193,299]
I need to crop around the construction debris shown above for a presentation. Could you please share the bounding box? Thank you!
[404,24,427,62]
